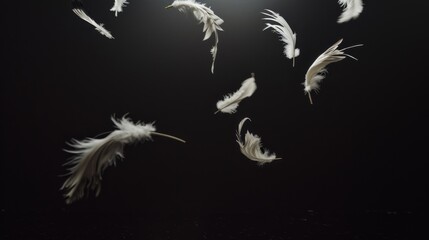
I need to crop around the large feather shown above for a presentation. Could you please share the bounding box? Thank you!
[236,118,281,165]
[215,73,257,114]
[262,9,300,67]
[337,0,364,23]
[110,0,129,17]
[71,0,114,39]
[61,116,185,204]
[304,39,363,104]
[166,0,224,73]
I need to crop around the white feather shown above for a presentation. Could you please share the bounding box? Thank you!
[61,116,185,204]
[215,74,257,114]
[166,0,224,73]
[337,0,364,23]
[304,38,363,104]
[110,0,129,17]
[236,118,281,165]
[72,8,114,39]
[262,9,300,67]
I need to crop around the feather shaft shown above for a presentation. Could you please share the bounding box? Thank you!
[152,132,186,143]
[308,92,313,105]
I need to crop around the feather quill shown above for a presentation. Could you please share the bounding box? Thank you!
[60,116,185,204]
[166,0,224,73]
[215,73,257,114]
[71,0,114,39]
[337,0,364,23]
[236,118,281,165]
[110,0,129,17]
[262,9,300,67]
[304,38,363,104]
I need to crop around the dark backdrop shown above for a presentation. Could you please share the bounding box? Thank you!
[1,0,428,239]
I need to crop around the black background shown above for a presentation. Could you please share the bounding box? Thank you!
[1,0,428,239]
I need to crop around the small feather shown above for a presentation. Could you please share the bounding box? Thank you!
[236,118,281,165]
[167,0,223,73]
[262,9,299,67]
[216,74,257,114]
[71,2,114,39]
[303,39,363,104]
[110,0,129,17]
[60,115,185,204]
[337,0,364,23]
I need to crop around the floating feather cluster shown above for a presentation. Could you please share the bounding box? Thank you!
[166,0,224,73]
[236,118,281,165]
[262,9,300,67]
[215,73,257,114]
[61,116,185,204]
[64,0,366,203]
[304,39,363,104]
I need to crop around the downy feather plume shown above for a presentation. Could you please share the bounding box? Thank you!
[262,9,300,67]
[236,118,281,165]
[71,0,114,39]
[337,0,364,23]
[61,116,185,204]
[215,73,257,114]
[166,0,224,73]
[111,0,129,17]
[304,39,363,104]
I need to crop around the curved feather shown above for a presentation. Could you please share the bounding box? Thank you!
[61,116,185,204]
[262,9,300,67]
[304,39,363,104]
[167,0,224,73]
[236,118,281,165]
[215,74,257,114]
[71,0,114,39]
[338,0,364,23]
[110,0,129,17]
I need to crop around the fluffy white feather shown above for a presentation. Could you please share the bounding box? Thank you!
[337,0,364,23]
[304,38,363,104]
[262,9,300,67]
[166,0,224,73]
[61,116,185,204]
[215,73,257,114]
[72,8,114,39]
[236,118,281,165]
[110,0,129,17]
